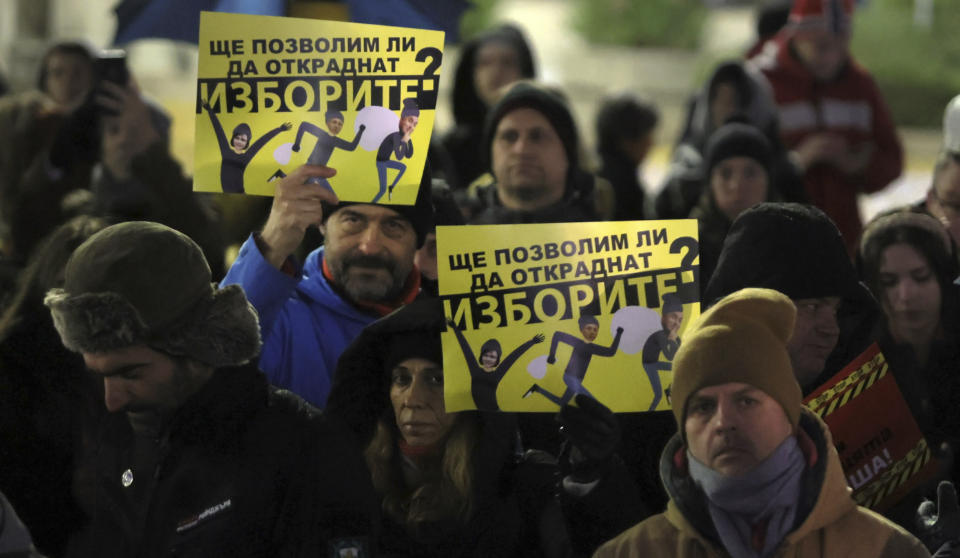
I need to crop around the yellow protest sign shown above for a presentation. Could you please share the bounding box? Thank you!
[193,12,443,204]
[437,221,701,413]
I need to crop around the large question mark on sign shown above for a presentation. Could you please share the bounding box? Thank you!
[669,236,700,304]
[415,47,442,108]
[415,47,442,76]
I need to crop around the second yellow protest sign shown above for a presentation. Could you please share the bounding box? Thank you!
[437,221,701,413]
[193,12,443,204]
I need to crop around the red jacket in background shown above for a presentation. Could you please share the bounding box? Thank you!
[750,34,903,254]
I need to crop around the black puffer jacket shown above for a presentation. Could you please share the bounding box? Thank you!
[66,363,377,558]
[326,299,645,557]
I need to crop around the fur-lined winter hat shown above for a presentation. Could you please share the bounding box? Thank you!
[44,221,261,366]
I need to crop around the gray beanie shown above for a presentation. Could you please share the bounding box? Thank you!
[44,221,261,366]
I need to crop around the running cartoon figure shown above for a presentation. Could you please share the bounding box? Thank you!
[291,109,366,194]
[641,293,683,411]
[201,98,290,193]
[447,320,544,410]
[523,315,624,407]
[373,98,419,202]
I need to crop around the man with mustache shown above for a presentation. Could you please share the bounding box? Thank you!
[595,288,928,557]
[222,164,432,407]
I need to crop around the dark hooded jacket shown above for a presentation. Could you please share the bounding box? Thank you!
[654,61,804,220]
[325,298,645,557]
[441,25,536,190]
[704,203,880,394]
[65,363,377,558]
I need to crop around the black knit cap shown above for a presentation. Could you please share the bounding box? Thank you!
[483,81,580,178]
[383,330,443,375]
[703,122,773,179]
[704,203,864,306]
[323,163,434,248]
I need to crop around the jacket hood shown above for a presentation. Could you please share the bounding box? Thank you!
[660,408,852,547]
[683,60,779,152]
[325,298,520,497]
[325,297,448,446]
[752,31,857,90]
[704,203,881,391]
[451,24,537,129]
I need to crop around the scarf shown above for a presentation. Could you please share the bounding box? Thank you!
[687,435,806,558]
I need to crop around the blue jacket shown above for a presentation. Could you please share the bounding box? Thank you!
[221,235,380,407]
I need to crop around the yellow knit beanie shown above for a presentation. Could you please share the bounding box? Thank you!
[671,288,802,434]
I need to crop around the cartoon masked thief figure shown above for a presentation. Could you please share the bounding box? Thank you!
[291,109,366,194]
[372,98,419,202]
[641,293,683,411]
[523,315,623,407]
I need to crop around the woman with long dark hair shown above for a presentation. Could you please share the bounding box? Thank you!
[858,210,960,457]
[0,215,109,556]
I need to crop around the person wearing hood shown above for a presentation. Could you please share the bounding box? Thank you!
[749,0,903,255]
[325,298,649,557]
[654,60,803,220]
[470,81,598,225]
[704,203,879,394]
[221,164,433,407]
[690,122,777,288]
[441,24,536,191]
[595,288,928,558]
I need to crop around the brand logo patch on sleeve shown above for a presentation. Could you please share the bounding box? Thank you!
[176,499,233,533]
